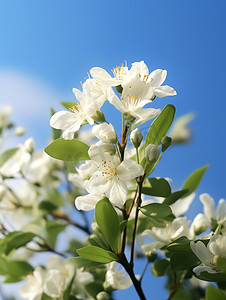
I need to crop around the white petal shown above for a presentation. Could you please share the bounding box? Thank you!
[170,193,195,217]
[190,241,213,265]
[132,107,161,121]
[149,69,167,86]
[153,85,177,98]
[109,179,127,206]
[109,92,126,113]
[50,111,78,130]
[216,199,226,222]
[75,194,101,211]
[200,193,215,220]
[117,160,144,181]
[193,266,217,276]
[90,67,120,86]
[141,241,165,252]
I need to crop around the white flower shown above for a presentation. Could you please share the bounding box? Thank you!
[20,266,45,300]
[190,235,226,276]
[104,262,132,290]
[199,193,226,228]
[130,128,143,148]
[50,88,103,140]
[190,213,210,236]
[72,268,94,297]
[15,126,26,136]
[141,217,191,253]
[169,113,194,143]
[92,123,117,143]
[75,193,104,211]
[109,88,161,126]
[86,144,144,206]
[0,143,31,177]
[0,105,12,128]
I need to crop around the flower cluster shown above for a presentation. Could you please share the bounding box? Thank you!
[0,60,225,300]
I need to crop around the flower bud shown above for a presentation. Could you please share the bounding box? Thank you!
[92,110,106,123]
[92,123,117,144]
[15,126,26,136]
[191,213,209,236]
[130,128,143,148]
[145,144,160,163]
[145,251,157,263]
[96,292,111,300]
[161,136,172,152]
[24,137,35,153]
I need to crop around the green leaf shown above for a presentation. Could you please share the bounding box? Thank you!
[206,285,226,300]
[214,256,226,273]
[182,165,209,197]
[140,203,173,219]
[39,200,59,212]
[46,220,67,248]
[152,259,169,277]
[195,271,226,283]
[2,231,36,255]
[145,104,176,147]
[45,138,90,161]
[167,236,209,252]
[163,190,188,205]
[142,177,171,197]
[120,220,128,232]
[4,260,34,282]
[72,257,105,269]
[95,198,121,253]
[0,148,19,167]
[61,101,77,109]
[76,246,118,263]
[170,252,200,271]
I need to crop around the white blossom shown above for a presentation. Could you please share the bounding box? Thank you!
[104,262,132,290]
[92,123,117,144]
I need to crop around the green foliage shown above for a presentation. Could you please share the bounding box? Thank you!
[0,231,36,255]
[140,203,173,219]
[170,252,200,271]
[163,189,188,205]
[77,246,118,263]
[0,257,34,282]
[214,256,226,273]
[182,165,209,197]
[45,138,90,161]
[205,285,226,300]
[0,148,19,167]
[61,101,77,109]
[95,198,121,253]
[45,220,67,248]
[152,259,170,277]
[145,104,176,147]
[142,177,171,197]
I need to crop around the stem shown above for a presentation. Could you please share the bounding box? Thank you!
[136,148,140,164]
[140,260,149,282]
[127,185,138,217]
[51,211,91,235]
[120,205,128,253]
[130,180,143,265]
[119,254,147,300]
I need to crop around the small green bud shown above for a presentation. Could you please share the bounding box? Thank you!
[92,110,106,123]
[145,144,160,163]
[161,136,172,152]
[145,251,157,262]
[123,113,136,125]
[116,85,123,94]
[130,128,143,148]
[96,292,111,300]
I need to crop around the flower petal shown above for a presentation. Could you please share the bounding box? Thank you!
[108,179,127,206]
[153,85,177,98]
[117,160,144,181]
[75,194,101,211]
[149,69,167,86]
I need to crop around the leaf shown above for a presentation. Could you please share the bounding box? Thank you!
[163,190,188,205]
[139,203,172,219]
[167,236,209,252]
[0,148,19,167]
[145,104,176,147]
[142,177,171,197]
[45,138,90,161]
[182,165,209,197]
[95,198,121,253]
[120,220,128,232]
[2,231,36,255]
[72,257,105,269]
[61,101,77,109]
[152,259,169,277]
[195,271,226,283]
[76,246,118,263]
[46,220,67,248]
[5,260,34,282]
[205,285,226,300]
[170,252,200,271]
[214,256,226,273]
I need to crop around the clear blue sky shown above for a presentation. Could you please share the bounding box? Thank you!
[0,1,226,299]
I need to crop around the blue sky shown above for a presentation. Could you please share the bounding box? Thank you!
[0,1,226,299]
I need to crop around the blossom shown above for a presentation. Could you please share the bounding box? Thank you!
[104,262,132,290]
[141,217,191,253]
[80,144,144,207]
[0,105,12,128]
[92,123,117,144]
[50,88,103,140]
[190,235,226,276]
[20,266,45,300]
[169,113,194,144]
